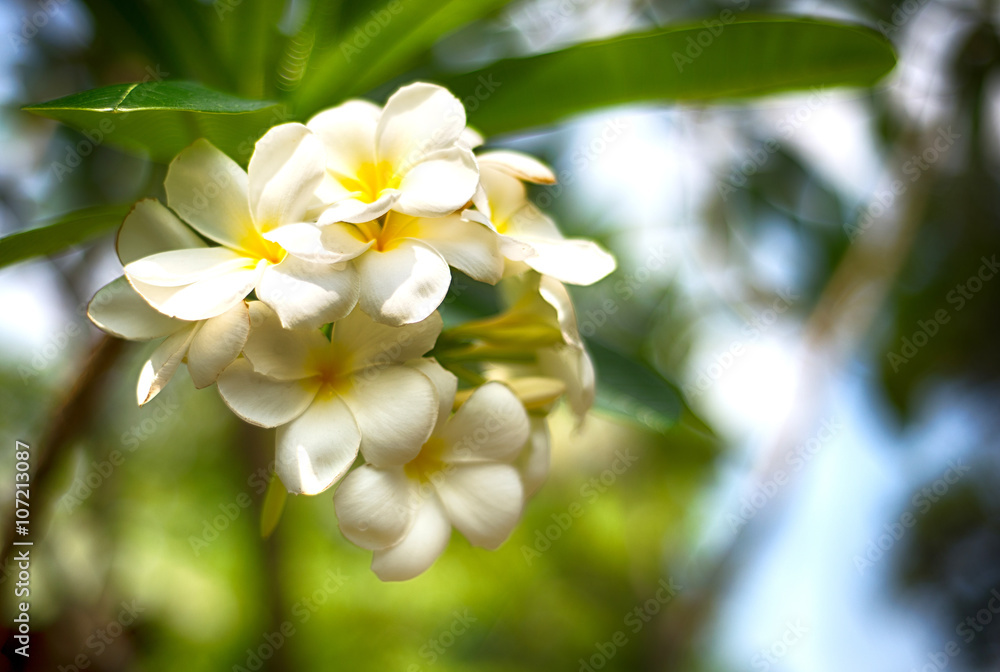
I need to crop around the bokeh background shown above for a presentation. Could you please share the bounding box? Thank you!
[1,0,999,670]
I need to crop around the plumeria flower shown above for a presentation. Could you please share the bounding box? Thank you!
[306,82,479,224]
[88,199,250,405]
[265,208,503,326]
[216,302,445,495]
[334,368,529,581]
[455,378,558,499]
[468,150,617,286]
[457,271,596,422]
[260,84,497,326]
[124,124,358,329]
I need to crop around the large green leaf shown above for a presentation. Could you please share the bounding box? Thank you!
[587,340,683,435]
[437,17,897,136]
[292,0,513,115]
[23,81,287,164]
[0,204,131,269]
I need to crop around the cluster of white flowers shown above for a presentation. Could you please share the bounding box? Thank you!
[88,82,615,580]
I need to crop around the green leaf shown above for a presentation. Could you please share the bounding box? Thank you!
[437,17,897,136]
[260,472,288,539]
[23,81,287,164]
[292,0,513,115]
[587,340,682,435]
[0,204,131,269]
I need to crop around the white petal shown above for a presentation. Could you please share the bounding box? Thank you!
[116,199,205,265]
[470,185,491,221]
[264,222,372,264]
[439,382,529,463]
[249,123,326,228]
[186,302,250,388]
[332,307,442,372]
[502,202,563,240]
[243,301,328,381]
[537,276,582,347]
[217,358,318,427]
[127,259,265,322]
[164,139,254,251]
[407,359,458,433]
[307,100,380,177]
[334,465,414,549]
[257,256,359,329]
[371,495,451,581]
[479,165,529,224]
[136,326,196,406]
[435,463,523,550]
[394,146,479,218]
[356,239,451,326]
[519,416,551,499]
[477,150,556,184]
[125,247,256,287]
[376,82,466,168]
[538,345,595,420]
[402,212,502,283]
[342,365,437,467]
[276,394,360,495]
[459,127,484,149]
[88,276,181,340]
[316,191,399,225]
[522,238,617,285]
[497,233,537,262]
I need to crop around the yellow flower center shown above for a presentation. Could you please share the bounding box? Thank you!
[404,437,448,483]
[338,160,400,204]
[239,220,287,265]
[353,211,417,252]
[311,352,350,398]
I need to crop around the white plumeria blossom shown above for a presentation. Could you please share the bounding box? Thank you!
[88,199,250,405]
[79,80,618,579]
[536,275,596,420]
[124,124,359,329]
[307,82,479,224]
[217,302,445,495]
[468,150,617,286]
[334,368,529,581]
[487,273,596,422]
[266,208,503,327]
[257,84,499,327]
